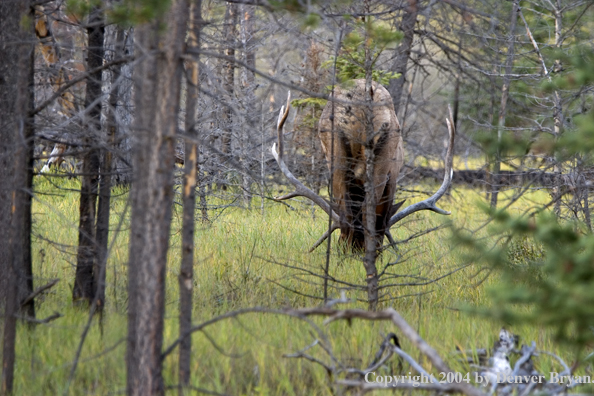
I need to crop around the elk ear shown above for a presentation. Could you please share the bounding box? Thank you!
[390,200,406,217]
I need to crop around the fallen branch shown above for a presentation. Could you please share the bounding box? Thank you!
[20,278,59,307]
[15,312,62,324]
[162,306,486,396]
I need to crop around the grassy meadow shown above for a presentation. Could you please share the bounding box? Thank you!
[10,173,578,395]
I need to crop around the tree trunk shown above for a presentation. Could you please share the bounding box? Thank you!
[490,0,519,209]
[95,25,125,312]
[218,2,237,190]
[552,0,563,216]
[126,1,189,394]
[113,30,134,186]
[239,4,255,207]
[179,0,203,392]
[387,0,418,116]
[0,1,36,393]
[73,5,105,304]
[363,8,379,310]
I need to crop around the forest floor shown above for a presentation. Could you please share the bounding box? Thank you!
[14,174,579,395]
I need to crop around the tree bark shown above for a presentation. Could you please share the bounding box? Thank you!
[126,1,189,394]
[552,0,563,216]
[179,0,203,392]
[239,4,256,207]
[95,25,125,312]
[363,8,379,310]
[0,0,36,393]
[73,5,105,304]
[387,0,418,116]
[113,30,134,186]
[490,0,519,209]
[218,2,237,190]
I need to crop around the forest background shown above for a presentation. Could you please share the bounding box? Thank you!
[1,0,594,395]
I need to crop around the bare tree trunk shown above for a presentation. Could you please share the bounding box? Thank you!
[583,175,592,231]
[179,0,203,392]
[198,173,209,223]
[126,1,189,394]
[490,0,519,209]
[552,0,564,216]
[0,1,35,393]
[113,30,134,186]
[218,2,237,190]
[484,77,497,202]
[387,0,418,116]
[95,25,125,312]
[552,0,563,140]
[363,7,379,310]
[239,4,256,207]
[74,5,105,304]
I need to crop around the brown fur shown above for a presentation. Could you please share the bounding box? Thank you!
[318,80,403,249]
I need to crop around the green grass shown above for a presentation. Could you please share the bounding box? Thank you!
[9,174,580,395]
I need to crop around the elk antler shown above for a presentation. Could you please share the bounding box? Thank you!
[387,107,455,228]
[271,92,341,230]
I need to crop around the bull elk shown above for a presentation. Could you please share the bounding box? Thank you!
[272,79,455,251]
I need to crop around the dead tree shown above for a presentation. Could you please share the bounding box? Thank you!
[95,24,126,312]
[490,0,519,209]
[217,2,238,190]
[73,4,105,305]
[387,0,419,116]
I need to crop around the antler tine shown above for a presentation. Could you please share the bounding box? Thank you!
[271,93,341,225]
[388,108,455,228]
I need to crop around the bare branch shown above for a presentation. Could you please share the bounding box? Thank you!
[518,9,552,81]
[511,342,537,377]
[538,350,571,376]
[283,340,334,373]
[20,278,59,307]
[393,346,440,384]
[15,312,62,324]
[30,55,133,117]
[160,304,487,396]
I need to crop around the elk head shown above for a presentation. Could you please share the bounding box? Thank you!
[272,80,454,252]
